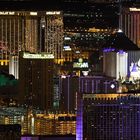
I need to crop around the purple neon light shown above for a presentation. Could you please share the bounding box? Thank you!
[76,93,83,140]
[21,137,36,140]
[118,50,125,54]
[131,63,138,72]
[103,48,115,52]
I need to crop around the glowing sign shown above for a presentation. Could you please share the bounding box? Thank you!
[30,12,37,16]
[0,12,15,15]
[73,62,88,68]
[130,8,140,12]
[64,37,71,40]
[23,53,54,59]
[82,71,89,76]
[63,46,71,51]
[46,11,61,15]
[110,84,115,89]
[61,75,66,79]
[73,58,88,68]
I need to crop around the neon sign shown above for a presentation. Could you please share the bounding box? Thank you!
[23,53,54,59]
[129,8,140,12]
[73,62,88,68]
[0,12,15,15]
[46,11,61,15]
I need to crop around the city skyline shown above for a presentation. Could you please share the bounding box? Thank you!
[0,1,139,140]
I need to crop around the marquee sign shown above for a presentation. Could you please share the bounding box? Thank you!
[73,58,88,68]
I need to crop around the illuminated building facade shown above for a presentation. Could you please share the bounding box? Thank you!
[63,48,89,64]
[120,7,140,47]
[103,51,128,79]
[9,55,18,79]
[0,59,9,73]
[45,11,63,60]
[63,1,119,30]
[61,1,119,71]
[53,76,60,110]
[61,28,117,74]
[103,31,140,80]
[60,76,79,113]
[80,94,140,140]
[0,11,36,57]
[60,75,118,113]
[127,50,140,79]
[103,50,140,80]
[34,114,76,135]
[0,107,76,136]
[19,52,54,111]
[0,11,63,60]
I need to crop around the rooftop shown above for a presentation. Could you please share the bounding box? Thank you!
[103,31,139,51]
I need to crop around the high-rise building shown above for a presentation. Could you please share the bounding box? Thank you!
[60,75,79,113]
[0,11,63,77]
[60,75,118,113]
[103,31,140,79]
[120,6,140,47]
[22,135,76,140]
[0,11,63,60]
[0,124,21,140]
[77,93,140,140]
[103,51,128,79]
[19,52,54,111]
[63,1,119,30]
[0,107,76,136]
[62,1,119,72]
[45,11,63,60]
[9,55,18,79]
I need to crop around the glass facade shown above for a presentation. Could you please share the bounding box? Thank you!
[83,94,140,140]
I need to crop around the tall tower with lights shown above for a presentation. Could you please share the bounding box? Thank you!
[0,11,63,58]
[120,7,140,47]
[0,11,63,78]
[19,52,54,111]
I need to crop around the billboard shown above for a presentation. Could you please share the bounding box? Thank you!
[73,58,88,69]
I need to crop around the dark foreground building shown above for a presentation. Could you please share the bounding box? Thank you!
[77,93,140,140]
[0,124,21,140]
[60,75,118,113]
[19,52,54,111]
[21,135,76,140]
